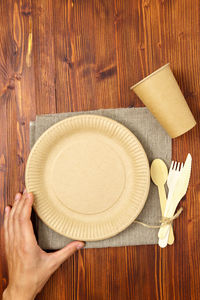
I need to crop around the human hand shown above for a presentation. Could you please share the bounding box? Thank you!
[3,190,85,300]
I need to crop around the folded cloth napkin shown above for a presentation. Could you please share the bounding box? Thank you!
[30,107,171,249]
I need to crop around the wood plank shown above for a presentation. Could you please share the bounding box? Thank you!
[32,0,56,114]
[0,0,36,295]
[52,0,118,113]
[0,0,18,295]
[0,0,200,299]
[114,0,167,107]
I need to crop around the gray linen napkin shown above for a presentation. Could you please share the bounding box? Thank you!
[29,107,171,249]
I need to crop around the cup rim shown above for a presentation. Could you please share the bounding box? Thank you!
[130,63,170,90]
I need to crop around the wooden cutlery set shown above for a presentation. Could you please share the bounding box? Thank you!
[151,154,192,248]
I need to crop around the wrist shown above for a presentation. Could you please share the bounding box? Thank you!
[3,286,36,300]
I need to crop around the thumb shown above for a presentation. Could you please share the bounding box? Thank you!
[49,241,85,270]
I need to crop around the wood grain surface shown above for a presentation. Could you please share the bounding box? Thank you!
[0,0,200,299]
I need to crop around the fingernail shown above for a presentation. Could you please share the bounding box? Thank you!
[15,193,21,201]
[76,242,85,250]
[27,193,33,199]
[23,188,27,194]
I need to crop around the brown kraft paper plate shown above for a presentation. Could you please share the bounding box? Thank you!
[25,115,150,241]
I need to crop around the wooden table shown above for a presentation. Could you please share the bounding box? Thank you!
[0,0,199,299]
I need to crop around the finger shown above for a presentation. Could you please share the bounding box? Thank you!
[49,241,85,271]
[4,206,11,229]
[9,192,24,239]
[4,206,11,234]
[4,206,11,255]
[11,192,27,246]
[19,193,37,244]
[13,191,27,218]
[20,193,34,220]
[14,193,36,245]
[9,193,22,218]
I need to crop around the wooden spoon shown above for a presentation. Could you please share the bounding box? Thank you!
[150,159,174,245]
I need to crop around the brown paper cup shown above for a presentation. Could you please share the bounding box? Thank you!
[131,63,196,138]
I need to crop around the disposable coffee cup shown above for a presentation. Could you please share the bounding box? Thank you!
[131,63,196,138]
